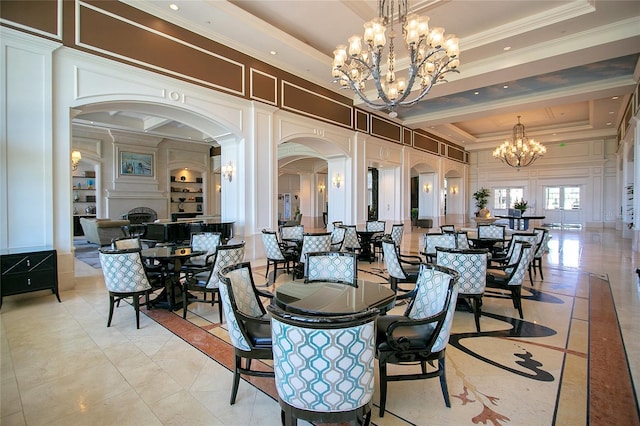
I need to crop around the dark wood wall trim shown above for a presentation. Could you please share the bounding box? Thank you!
[250,68,277,106]
[370,116,402,144]
[0,0,62,40]
[281,81,353,128]
[3,0,468,164]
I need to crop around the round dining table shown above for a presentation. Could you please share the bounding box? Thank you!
[141,246,205,310]
[273,279,396,316]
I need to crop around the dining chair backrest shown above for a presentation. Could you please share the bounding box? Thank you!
[533,228,551,258]
[219,262,266,351]
[424,233,457,257]
[332,220,344,230]
[382,239,410,280]
[455,231,470,249]
[268,304,378,418]
[305,251,357,285]
[406,264,458,352]
[205,241,246,289]
[280,225,304,242]
[499,240,532,287]
[440,225,456,233]
[188,232,221,265]
[341,225,361,250]
[111,237,142,250]
[299,232,332,263]
[366,220,385,233]
[261,230,286,260]
[99,249,153,294]
[478,224,506,240]
[330,226,346,251]
[436,247,488,296]
[390,224,404,247]
[510,233,538,266]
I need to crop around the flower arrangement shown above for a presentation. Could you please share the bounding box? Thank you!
[514,199,528,212]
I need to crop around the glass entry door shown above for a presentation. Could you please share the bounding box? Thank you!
[543,186,582,229]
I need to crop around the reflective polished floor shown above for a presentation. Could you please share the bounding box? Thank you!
[1,226,639,425]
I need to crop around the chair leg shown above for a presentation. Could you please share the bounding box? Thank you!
[378,360,388,417]
[107,293,115,327]
[438,357,451,408]
[230,354,241,405]
[538,258,544,280]
[472,296,482,334]
[216,291,224,323]
[265,260,271,278]
[512,286,523,319]
[182,285,188,319]
[133,293,141,329]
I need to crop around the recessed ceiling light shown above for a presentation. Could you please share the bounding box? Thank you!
[474,91,479,95]
[503,85,508,89]
[612,96,619,100]
[609,111,614,114]
[169,4,179,11]
[606,122,612,126]
[270,50,277,55]
[503,46,511,51]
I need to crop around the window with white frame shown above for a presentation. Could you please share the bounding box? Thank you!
[493,188,524,210]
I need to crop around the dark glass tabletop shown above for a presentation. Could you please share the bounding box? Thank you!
[141,246,205,260]
[274,280,395,316]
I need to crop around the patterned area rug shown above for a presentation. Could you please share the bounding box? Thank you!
[74,239,102,269]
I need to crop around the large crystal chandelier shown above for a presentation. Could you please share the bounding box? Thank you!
[331,0,460,118]
[493,116,546,170]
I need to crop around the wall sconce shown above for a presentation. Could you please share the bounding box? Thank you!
[221,161,234,182]
[332,174,342,188]
[450,186,458,195]
[71,150,82,171]
[216,184,222,193]
[423,183,431,193]
[318,183,326,193]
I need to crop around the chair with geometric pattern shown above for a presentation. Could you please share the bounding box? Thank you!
[295,232,332,279]
[261,230,296,281]
[375,263,459,417]
[341,225,361,253]
[219,262,274,405]
[486,240,532,319]
[99,248,154,329]
[268,303,379,426]
[182,241,245,321]
[436,247,489,333]
[422,233,457,263]
[279,225,304,250]
[182,231,221,270]
[381,238,421,294]
[477,224,507,253]
[330,226,346,252]
[455,231,471,249]
[305,251,357,286]
[440,224,456,233]
[367,220,386,259]
[531,228,551,280]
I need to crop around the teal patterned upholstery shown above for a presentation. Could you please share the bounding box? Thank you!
[390,224,404,247]
[478,224,506,240]
[330,226,346,251]
[299,233,332,263]
[436,247,488,332]
[187,232,221,266]
[440,225,456,233]
[280,225,304,241]
[99,249,153,329]
[182,241,245,322]
[219,262,274,405]
[375,263,458,417]
[531,228,552,279]
[112,237,142,250]
[305,251,357,285]
[269,305,378,423]
[455,231,470,249]
[261,230,295,280]
[366,220,385,233]
[423,233,457,261]
[382,239,421,292]
[486,240,532,319]
[342,225,361,251]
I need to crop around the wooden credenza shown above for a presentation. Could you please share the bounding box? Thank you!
[0,246,60,309]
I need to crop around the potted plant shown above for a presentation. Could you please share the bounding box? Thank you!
[514,199,528,214]
[410,208,419,226]
[473,188,490,217]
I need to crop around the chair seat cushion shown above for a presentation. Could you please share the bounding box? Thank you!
[486,268,508,279]
[376,315,436,351]
[245,318,272,348]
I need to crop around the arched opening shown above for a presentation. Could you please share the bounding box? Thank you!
[410,163,438,226]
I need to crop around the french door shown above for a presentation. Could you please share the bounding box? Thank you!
[542,186,582,229]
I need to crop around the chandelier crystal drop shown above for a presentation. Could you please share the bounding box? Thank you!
[331,0,460,118]
[493,116,546,170]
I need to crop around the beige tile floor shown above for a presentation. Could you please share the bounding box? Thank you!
[1,226,639,425]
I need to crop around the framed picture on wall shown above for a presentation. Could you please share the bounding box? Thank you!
[120,151,153,177]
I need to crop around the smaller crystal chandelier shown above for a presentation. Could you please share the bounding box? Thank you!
[331,0,460,118]
[493,116,546,170]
